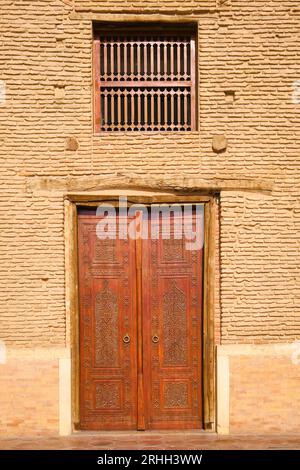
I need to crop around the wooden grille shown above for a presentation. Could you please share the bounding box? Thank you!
[94,30,196,132]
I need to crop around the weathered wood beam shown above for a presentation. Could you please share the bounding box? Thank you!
[26,174,273,195]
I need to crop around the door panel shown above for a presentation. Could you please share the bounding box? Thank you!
[142,211,203,429]
[78,211,138,430]
[78,206,203,430]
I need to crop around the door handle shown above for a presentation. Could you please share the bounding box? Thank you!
[123,334,131,344]
[152,334,159,343]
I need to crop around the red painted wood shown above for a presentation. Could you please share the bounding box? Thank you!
[94,37,101,133]
[78,207,203,430]
[142,211,203,429]
[78,211,138,430]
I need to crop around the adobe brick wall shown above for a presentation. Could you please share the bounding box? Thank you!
[0,357,59,436]
[230,355,300,434]
[1,0,299,346]
[74,0,216,12]
[0,0,299,435]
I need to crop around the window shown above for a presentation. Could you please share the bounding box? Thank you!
[93,24,196,132]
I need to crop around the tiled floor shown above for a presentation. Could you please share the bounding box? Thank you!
[1,432,300,450]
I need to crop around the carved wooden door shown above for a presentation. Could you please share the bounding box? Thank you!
[78,209,138,430]
[78,207,203,430]
[142,210,203,429]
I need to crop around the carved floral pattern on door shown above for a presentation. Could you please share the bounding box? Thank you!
[95,280,118,367]
[163,280,187,366]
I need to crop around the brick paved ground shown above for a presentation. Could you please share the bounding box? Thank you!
[1,432,300,450]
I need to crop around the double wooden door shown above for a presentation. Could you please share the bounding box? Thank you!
[78,207,203,430]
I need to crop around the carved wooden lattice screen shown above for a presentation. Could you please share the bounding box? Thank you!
[94,28,196,132]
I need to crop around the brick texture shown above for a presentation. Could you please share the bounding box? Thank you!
[0,0,299,346]
[74,0,217,13]
[230,355,300,434]
[0,359,59,436]
[0,0,299,436]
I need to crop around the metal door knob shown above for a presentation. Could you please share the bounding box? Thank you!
[123,334,131,344]
[152,334,159,343]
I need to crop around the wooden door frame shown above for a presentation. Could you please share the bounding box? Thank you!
[65,192,217,432]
